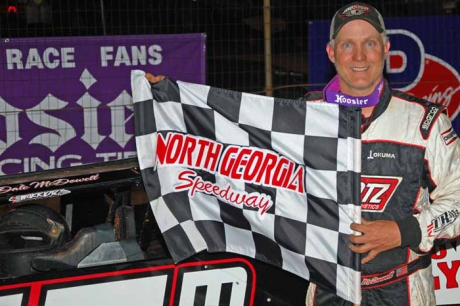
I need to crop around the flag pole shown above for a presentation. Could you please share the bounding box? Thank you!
[263,0,273,97]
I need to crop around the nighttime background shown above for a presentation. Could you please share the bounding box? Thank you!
[1,0,458,98]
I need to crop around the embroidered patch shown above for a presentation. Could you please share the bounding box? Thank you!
[361,176,402,212]
[340,4,371,18]
[427,210,459,237]
[441,127,458,146]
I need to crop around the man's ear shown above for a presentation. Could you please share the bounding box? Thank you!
[383,39,391,60]
[326,43,335,64]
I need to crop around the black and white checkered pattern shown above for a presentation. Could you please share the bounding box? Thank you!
[131,70,362,304]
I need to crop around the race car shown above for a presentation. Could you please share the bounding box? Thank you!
[0,157,308,306]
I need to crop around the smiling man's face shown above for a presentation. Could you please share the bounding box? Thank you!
[326,19,390,96]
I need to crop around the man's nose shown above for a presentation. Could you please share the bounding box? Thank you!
[353,46,365,61]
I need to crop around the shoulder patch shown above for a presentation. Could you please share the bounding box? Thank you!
[441,127,458,146]
[393,91,445,140]
[420,104,444,140]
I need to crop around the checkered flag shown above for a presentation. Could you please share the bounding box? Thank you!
[131,70,362,304]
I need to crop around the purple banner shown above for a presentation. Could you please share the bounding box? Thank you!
[0,34,206,175]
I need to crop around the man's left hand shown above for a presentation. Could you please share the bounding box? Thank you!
[145,73,165,83]
[349,219,401,264]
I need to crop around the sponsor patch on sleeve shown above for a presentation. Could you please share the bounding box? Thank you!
[441,127,458,146]
[427,210,459,237]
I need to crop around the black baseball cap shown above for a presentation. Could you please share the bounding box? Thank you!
[330,2,386,40]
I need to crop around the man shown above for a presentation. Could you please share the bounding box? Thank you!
[144,3,460,304]
[305,2,460,305]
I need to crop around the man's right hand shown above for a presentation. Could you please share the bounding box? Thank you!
[145,73,165,83]
[349,218,402,264]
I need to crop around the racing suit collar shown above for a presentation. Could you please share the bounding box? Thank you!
[361,78,392,133]
[323,75,383,108]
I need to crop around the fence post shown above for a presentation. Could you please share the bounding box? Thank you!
[100,0,107,36]
[263,0,273,97]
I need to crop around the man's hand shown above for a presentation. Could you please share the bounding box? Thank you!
[349,218,401,264]
[145,73,165,83]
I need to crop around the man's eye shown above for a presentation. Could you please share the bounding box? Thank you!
[343,42,352,49]
[365,41,375,47]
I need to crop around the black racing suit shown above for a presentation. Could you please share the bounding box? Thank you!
[306,79,460,306]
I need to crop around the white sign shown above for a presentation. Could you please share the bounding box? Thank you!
[432,239,460,305]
